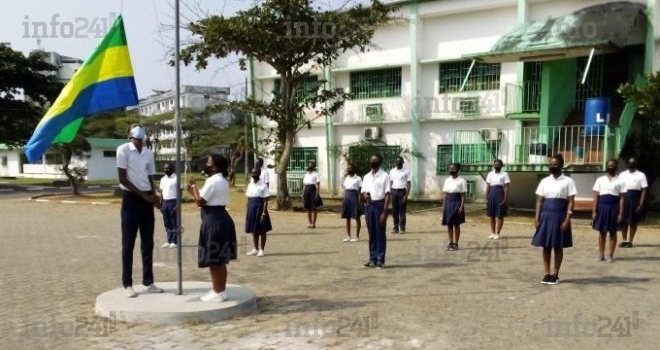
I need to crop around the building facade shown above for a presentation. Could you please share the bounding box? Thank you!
[250,0,659,208]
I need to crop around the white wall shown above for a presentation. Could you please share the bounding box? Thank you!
[86,149,119,181]
[0,150,22,177]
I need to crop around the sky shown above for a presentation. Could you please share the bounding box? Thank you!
[0,0,256,100]
[0,0,371,101]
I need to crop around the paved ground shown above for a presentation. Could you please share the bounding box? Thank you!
[1,192,659,350]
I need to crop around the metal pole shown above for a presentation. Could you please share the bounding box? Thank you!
[244,76,249,181]
[175,0,183,295]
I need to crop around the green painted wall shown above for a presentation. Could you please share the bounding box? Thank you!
[540,58,576,135]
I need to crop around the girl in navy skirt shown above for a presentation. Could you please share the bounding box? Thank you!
[245,168,272,257]
[341,163,363,242]
[592,159,625,262]
[531,154,576,285]
[303,162,323,228]
[442,163,466,251]
[619,157,648,248]
[187,154,237,302]
[485,159,510,240]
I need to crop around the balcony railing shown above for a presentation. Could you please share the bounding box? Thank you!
[504,81,541,114]
[453,125,616,169]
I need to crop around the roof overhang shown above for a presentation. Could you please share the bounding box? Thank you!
[464,41,618,63]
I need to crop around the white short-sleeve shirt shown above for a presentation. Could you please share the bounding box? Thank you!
[259,168,270,185]
[593,175,626,196]
[246,179,270,198]
[443,176,467,193]
[159,174,178,200]
[389,167,412,189]
[199,174,229,206]
[619,170,648,191]
[343,174,362,191]
[361,169,391,201]
[303,172,320,185]
[535,174,577,198]
[116,142,155,191]
[486,171,511,187]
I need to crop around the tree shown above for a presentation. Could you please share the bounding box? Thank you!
[180,0,398,209]
[619,73,660,187]
[55,137,90,195]
[0,44,62,146]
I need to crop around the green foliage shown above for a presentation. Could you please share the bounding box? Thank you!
[619,72,660,184]
[0,44,62,146]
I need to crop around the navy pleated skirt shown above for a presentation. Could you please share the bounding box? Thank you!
[592,194,621,233]
[303,184,323,210]
[341,189,362,219]
[442,193,465,226]
[531,198,573,249]
[623,190,645,224]
[198,206,237,268]
[245,197,272,234]
[487,186,507,218]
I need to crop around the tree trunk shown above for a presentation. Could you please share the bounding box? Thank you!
[60,146,80,196]
[275,129,295,210]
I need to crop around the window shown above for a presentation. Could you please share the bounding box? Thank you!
[350,68,402,99]
[575,55,603,110]
[466,180,476,200]
[287,147,318,172]
[436,145,453,174]
[1,156,7,167]
[273,76,319,103]
[103,151,117,158]
[439,61,501,93]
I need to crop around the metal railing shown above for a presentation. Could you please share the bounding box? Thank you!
[453,125,614,167]
[504,81,541,114]
[286,172,305,196]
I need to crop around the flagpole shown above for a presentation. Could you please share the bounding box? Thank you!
[175,0,183,295]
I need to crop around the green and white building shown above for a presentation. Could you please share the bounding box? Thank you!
[250,0,659,208]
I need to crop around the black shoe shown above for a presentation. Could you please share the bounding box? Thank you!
[362,261,376,268]
[618,241,628,248]
[627,242,634,248]
[375,262,385,269]
[547,275,559,285]
[446,244,453,251]
[391,229,399,234]
[452,243,460,251]
[541,274,552,284]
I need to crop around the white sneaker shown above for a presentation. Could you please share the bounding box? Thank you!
[125,287,137,298]
[169,243,177,249]
[257,250,265,257]
[143,284,164,293]
[201,291,228,302]
[246,249,258,256]
[161,243,170,248]
[350,237,360,242]
[488,234,495,239]
[493,234,501,240]
[343,236,352,242]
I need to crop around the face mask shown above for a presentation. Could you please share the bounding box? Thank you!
[449,171,458,177]
[370,162,379,170]
[252,175,259,182]
[164,170,173,176]
[347,170,354,176]
[549,166,561,175]
[203,165,214,175]
[494,166,502,172]
[607,168,616,175]
[628,163,637,170]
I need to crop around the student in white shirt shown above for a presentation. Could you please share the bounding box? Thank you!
[619,157,648,248]
[592,159,625,262]
[485,159,510,240]
[531,154,576,285]
[361,154,391,268]
[245,167,272,257]
[390,156,412,234]
[341,163,363,242]
[256,158,270,187]
[302,162,323,228]
[187,154,237,302]
[158,162,179,248]
[117,124,163,297]
[442,163,467,251]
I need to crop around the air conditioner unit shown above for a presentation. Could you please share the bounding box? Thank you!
[456,97,480,116]
[363,127,382,140]
[360,103,384,121]
[480,128,502,141]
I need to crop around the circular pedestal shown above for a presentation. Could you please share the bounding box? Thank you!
[95,282,257,325]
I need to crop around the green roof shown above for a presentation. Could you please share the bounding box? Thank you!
[464,2,646,63]
[86,138,126,149]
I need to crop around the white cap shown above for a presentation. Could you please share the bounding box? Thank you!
[129,125,146,140]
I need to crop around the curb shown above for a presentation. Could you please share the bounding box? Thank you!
[29,190,117,205]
